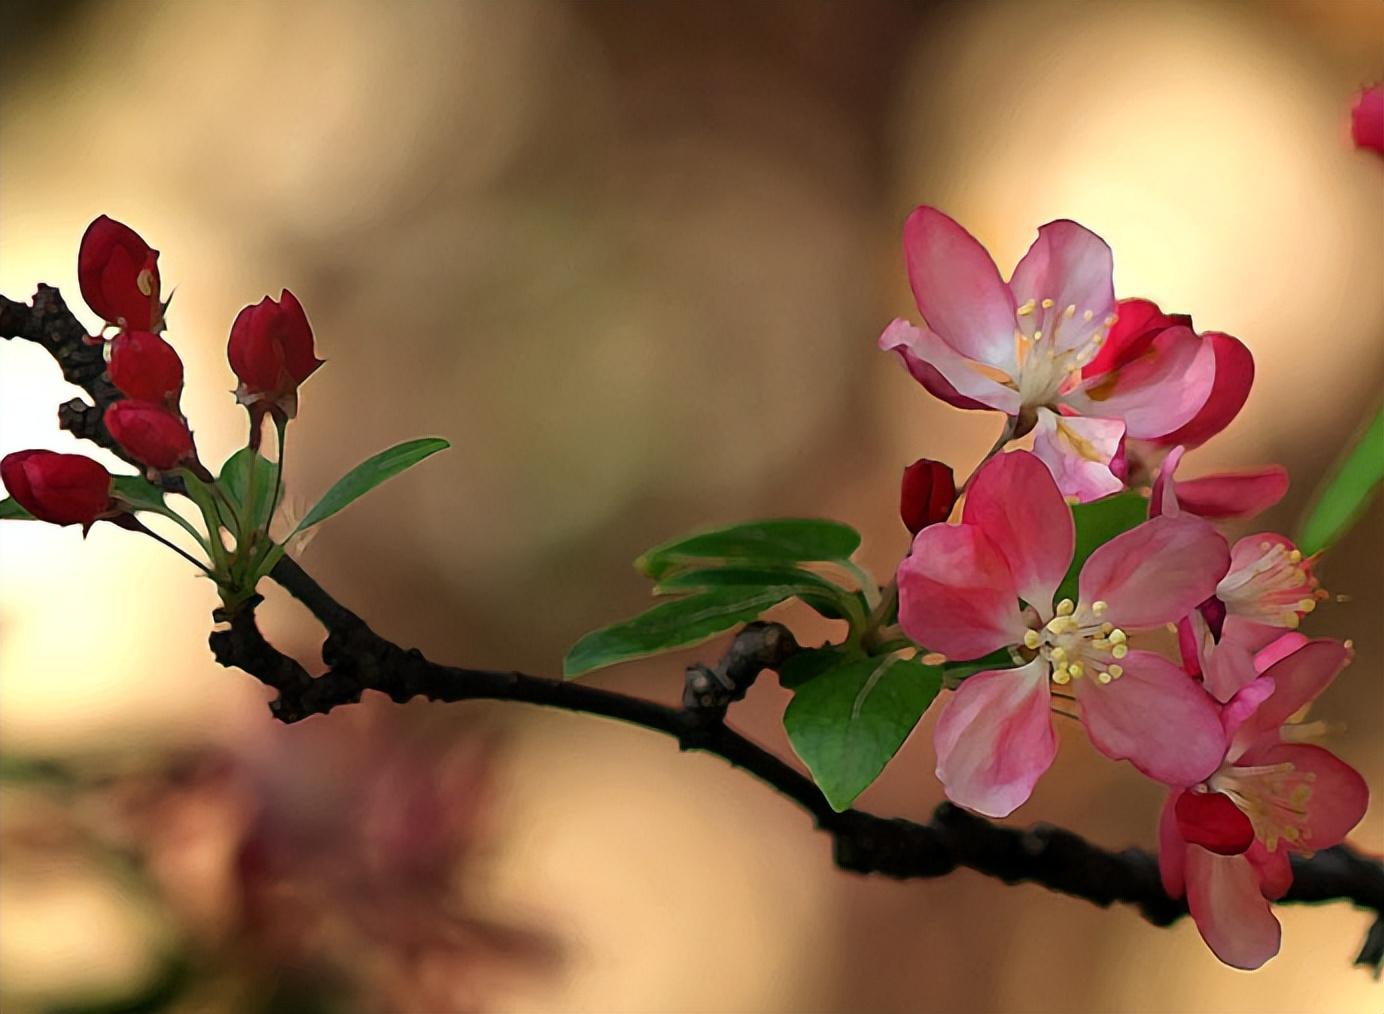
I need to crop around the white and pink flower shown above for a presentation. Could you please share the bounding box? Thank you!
[1159,638,1368,969]
[897,450,1229,817]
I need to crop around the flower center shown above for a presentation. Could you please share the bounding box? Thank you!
[1208,761,1315,852]
[1216,541,1322,629]
[1012,297,1115,407]
[1022,598,1128,686]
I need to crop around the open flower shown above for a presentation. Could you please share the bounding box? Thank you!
[897,450,1228,816]
[879,208,1217,444]
[1159,638,1368,969]
[78,215,163,331]
[1,450,113,528]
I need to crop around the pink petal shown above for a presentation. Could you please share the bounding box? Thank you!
[1186,849,1282,970]
[1351,85,1384,155]
[1078,515,1230,629]
[933,659,1057,818]
[902,207,1018,368]
[1173,466,1289,520]
[879,318,1021,415]
[1247,743,1369,851]
[1246,638,1350,737]
[1007,220,1115,354]
[1220,675,1277,745]
[1064,326,1216,439]
[962,450,1074,616]
[1253,632,1309,673]
[1199,617,1268,704]
[1175,790,1254,856]
[1151,333,1254,448]
[1075,649,1225,785]
[1085,298,1191,377]
[1031,409,1126,503]
[1246,841,1293,900]
[896,523,1028,660]
[1158,792,1188,898]
[1149,445,1186,518]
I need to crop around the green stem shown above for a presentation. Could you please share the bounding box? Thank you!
[125,518,214,575]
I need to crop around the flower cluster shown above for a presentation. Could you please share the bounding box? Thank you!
[883,208,1367,968]
[3,216,324,607]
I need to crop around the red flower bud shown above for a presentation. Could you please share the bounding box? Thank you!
[104,401,195,471]
[108,330,184,404]
[1351,85,1384,156]
[227,290,323,420]
[78,216,162,330]
[1,450,113,527]
[900,458,956,535]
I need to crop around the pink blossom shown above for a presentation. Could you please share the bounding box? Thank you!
[879,210,1218,444]
[897,450,1228,816]
[1150,445,1289,522]
[1159,639,1368,969]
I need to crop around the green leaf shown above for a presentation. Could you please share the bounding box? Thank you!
[217,447,277,532]
[654,565,866,626]
[1298,404,1384,556]
[1055,492,1148,604]
[296,437,450,533]
[563,586,806,678]
[784,654,942,811]
[0,497,34,520]
[778,645,864,689]
[111,475,169,513]
[636,518,862,580]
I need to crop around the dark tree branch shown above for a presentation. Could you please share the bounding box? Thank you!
[6,284,1384,972]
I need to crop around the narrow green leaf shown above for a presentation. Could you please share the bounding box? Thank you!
[636,518,862,580]
[111,475,170,513]
[654,565,866,626]
[563,586,805,678]
[0,497,34,520]
[784,654,942,811]
[1055,492,1148,604]
[1298,404,1384,556]
[296,437,450,533]
[217,448,277,532]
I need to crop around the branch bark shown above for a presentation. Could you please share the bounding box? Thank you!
[6,284,1384,972]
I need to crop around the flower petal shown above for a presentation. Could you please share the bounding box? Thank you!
[1248,744,1369,851]
[879,318,1021,414]
[1245,638,1350,737]
[1186,849,1281,970]
[897,523,1028,660]
[1175,790,1254,856]
[1149,445,1186,518]
[902,207,1018,367]
[1031,409,1126,503]
[1078,515,1230,629]
[1085,298,1191,377]
[1158,792,1188,898]
[961,450,1074,617]
[1199,617,1267,704]
[1173,466,1289,520]
[1246,841,1292,901]
[1008,220,1116,354]
[1075,649,1225,785]
[1152,333,1254,448]
[1220,674,1277,746]
[933,659,1056,818]
[1064,326,1216,439]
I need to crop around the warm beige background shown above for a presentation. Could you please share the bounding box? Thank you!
[1,1,1381,1011]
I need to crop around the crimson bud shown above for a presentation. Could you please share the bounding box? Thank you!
[104,401,195,471]
[900,458,956,535]
[78,215,162,330]
[109,330,184,404]
[1,450,113,527]
[227,289,323,421]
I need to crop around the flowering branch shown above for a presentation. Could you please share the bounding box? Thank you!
[4,281,1382,973]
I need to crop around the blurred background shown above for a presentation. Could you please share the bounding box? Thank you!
[1,1,1381,1010]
